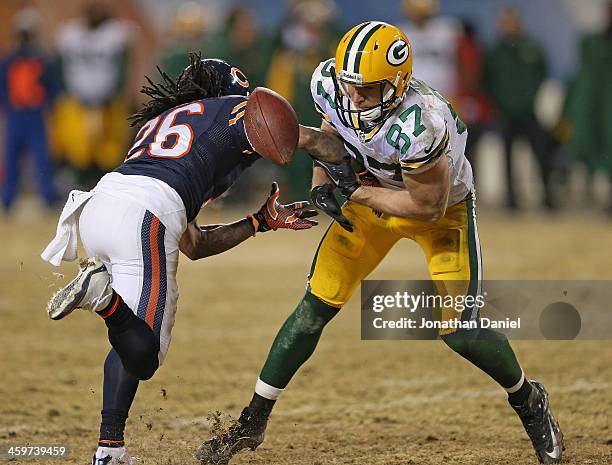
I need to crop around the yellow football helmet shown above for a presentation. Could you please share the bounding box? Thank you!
[332,21,413,133]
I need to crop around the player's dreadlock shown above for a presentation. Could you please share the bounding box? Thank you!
[129,52,223,128]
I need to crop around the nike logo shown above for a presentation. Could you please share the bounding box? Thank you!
[425,126,449,155]
[93,456,113,465]
[424,138,436,154]
[544,417,561,459]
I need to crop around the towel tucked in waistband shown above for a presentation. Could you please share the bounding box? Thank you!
[41,189,94,266]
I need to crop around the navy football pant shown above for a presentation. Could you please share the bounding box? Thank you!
[2,114,57,209]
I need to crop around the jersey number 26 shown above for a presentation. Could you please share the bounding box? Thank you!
[125,102,204,161]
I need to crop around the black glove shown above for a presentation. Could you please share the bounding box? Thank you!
[310,184,354,232]
[314,156,360,199]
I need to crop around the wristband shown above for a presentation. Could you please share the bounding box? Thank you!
[247,214,259,236]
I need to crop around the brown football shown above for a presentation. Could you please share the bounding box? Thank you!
[244,87,299,165]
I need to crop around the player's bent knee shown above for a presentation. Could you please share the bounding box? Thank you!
[108,321,161,380]
[308,284,351,309]
[134,359,159,381]
[132,330,160,380]
[122,341,160,380]
[293,292,340,335]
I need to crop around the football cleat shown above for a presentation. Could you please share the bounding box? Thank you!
[196,407,268,465]
[510,380,565,464]
[92,446,136,465]
[47,257,113,320]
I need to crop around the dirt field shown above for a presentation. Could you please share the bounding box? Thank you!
[1,206,612,465]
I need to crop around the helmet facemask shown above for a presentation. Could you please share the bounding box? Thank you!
[331,66,403,135]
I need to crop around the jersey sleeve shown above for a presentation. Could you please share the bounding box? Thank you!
[226,96,256,154]
[399,107,449,175]
[310,58,337,128]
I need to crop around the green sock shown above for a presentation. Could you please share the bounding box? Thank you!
[441,328,523,389]
[259,292,338,389]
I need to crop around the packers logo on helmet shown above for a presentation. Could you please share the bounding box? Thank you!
[331,21,413,136]
[387,39,410,66]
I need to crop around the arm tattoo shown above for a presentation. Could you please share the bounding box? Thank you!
[303,127,345,163]
[194,218,254,259]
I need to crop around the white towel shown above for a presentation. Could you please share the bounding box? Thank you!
[41,190,95,266]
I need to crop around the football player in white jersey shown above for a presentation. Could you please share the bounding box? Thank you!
[198,22,563,465]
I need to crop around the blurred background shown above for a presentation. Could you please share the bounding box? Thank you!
[0,0,611,215]
[2,3,612,463]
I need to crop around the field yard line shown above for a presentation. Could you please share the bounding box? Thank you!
[172,379,610,427]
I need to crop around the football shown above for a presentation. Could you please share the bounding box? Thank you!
[244,87,299,165]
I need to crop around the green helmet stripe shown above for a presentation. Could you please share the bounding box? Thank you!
[354,23,383,73]
[343,22,370,71]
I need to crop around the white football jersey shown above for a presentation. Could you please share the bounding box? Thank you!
[57,19,133,105]
[310,59,473,207]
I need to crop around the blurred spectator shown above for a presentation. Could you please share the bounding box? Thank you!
[200,5,274,204]
[483,7,553,210]
[266,0,340,199]
[51,1,134,188]
[560,1,612,212]
[158,2,207,79]
[398,0,460,99]
[207,6,272,88]
[0,7,59,211]
[454,20,493,180]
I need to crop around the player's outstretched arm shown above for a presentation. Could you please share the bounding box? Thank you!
[179,183,318,260]
[298,121,346,163]
[179,219,254,260]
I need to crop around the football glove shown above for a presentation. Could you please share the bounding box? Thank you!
[310,184,354,232]
[314,156,360,199]
[356,167,381,187]
[250,182,318,233]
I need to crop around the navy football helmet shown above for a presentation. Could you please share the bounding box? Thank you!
[200,58,251,97]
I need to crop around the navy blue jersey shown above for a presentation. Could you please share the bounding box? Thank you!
[115,96,259,222]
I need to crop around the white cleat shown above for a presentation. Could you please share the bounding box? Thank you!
[92,446,137,465]
[47,257,113,320]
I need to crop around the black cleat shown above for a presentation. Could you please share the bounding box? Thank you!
[510,380,565,464]
[196,407,268,465]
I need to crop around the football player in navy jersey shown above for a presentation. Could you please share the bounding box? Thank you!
[41,54,318,465]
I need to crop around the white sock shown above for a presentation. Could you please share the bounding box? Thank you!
[255,378,284,400]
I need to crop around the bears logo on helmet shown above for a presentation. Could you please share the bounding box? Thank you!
[201,58,250,96]
[182,58,251,97]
